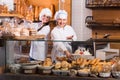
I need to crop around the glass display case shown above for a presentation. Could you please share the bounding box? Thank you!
[1,38,120,80]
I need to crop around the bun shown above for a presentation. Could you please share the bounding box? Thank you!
[20,28,29,36]
[61,61,69,68]
[43,58,52,67]
[55,62,61,69]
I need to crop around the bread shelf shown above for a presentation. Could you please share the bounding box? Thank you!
[85,16,120,29]
[0,13,24,18]
[86,0,120,8]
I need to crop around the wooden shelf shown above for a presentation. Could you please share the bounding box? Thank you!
[86,0,120,9]
[86,5,120,8]
[0,13,24,18]
[86,16,120,30]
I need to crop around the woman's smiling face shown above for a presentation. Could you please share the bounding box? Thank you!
[57,18,67,27]
[41,15,50,24]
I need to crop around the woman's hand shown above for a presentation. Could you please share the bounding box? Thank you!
[64,50,72,58]
[67,35,73,40]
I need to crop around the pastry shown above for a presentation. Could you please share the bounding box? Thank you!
[55,62,61,69]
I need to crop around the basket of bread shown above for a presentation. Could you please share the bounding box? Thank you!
[1,31,15,39]
[89,58,112,77]
[52,61,71,76]
[98,62,112,78]
[37,58,54,74]
[111,57,120,78]
[11,27,45,40]
[21,61,40,74]
[22,64,38,74]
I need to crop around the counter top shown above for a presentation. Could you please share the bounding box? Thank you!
[0,73,119,80]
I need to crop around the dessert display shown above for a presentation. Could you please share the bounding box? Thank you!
[6,55,120,78]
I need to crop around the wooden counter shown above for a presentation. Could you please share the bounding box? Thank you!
[0,73,119,80]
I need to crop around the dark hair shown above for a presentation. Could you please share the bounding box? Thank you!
[18,19,24,25]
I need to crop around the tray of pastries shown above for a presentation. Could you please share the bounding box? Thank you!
[37,58,54,74]
[52,61,72,76]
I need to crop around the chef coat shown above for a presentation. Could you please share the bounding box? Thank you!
[51,25,77,62]
[29,22,50,61]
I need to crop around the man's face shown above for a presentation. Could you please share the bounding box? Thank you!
[41,15,50,24]
[57,18,67,27]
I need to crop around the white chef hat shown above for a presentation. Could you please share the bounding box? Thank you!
[39,8,52,20]
[54,10,68,20]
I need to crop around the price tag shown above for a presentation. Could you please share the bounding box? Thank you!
[43,70,51,74]
[24,70,33,73]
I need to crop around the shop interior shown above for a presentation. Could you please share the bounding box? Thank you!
[0,0,120,80]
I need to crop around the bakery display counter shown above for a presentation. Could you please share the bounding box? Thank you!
[1,38,120,80]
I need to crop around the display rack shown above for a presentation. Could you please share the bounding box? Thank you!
[85,16,120,29]
[86,0,120,8]
[0,13,24,18]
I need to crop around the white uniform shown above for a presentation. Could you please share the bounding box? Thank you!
[29,22,50,61]
[51,25,77,61]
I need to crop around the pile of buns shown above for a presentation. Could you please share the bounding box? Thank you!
[70,57,113,74]
[91,61,112,74]
[54,61,71,70]
[43,58,52,67]
[29,28,37,36]
[0,25,37,37]
[20,28,30,36]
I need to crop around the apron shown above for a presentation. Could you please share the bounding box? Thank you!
[29,23,50,61]
[51,42,72,62]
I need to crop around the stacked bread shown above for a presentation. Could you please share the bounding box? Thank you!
[54,61,71,70]
[20,28,30,36]
[29,28,37,36]
[43,58,52,67]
